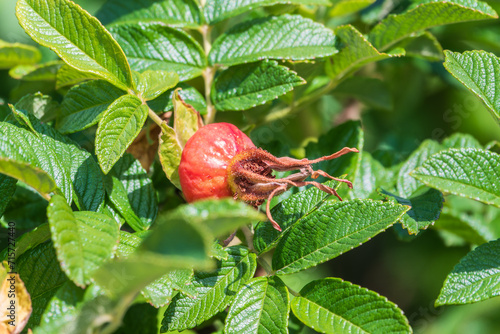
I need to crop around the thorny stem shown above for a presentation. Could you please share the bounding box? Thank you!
[200,24,216,124]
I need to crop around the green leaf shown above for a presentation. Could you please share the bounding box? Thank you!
[172,90,202,148]
[16,0,133,90]
[443,50,500,124]
[272,199,409,274]
[0,157,57,200]
[57,80,125,134]
[380,187,444,235]
[116,231,195,307]
[158,124,183,189]
[368,0,498,51]
[329,0,375,16]
[351,152,389,199]
[18,242,68,329]
[333,76,393,110]
[212,60,305,111]
[39,281,84,327]
[9,60,62,82]
[209,15,337,66]
[115,303,159,334]
[412,148,500,208]
[134,70,179,101]
[0,39,41,69]
[0,223,50,261]
[148,83,207,114]
[436,239,500,306]
[96,94,149,174]
[95,0,202,28]
[395,31,443,61]
[161,246,257,332]
[55,64,102,90]
[0,174,17,217]
[254,179,344,254]
[204,0,330,24]
[168,198,266,237]
[292,278,411,334]
[109,23,206,82]
[397,139,442,198]
[106,154,158,231]
[442,132,483,149]
[94,220,211,297]
[225,276,289,334]
[47,195,120,287]
[15,92,59,123]
[326,25,402,82]
[2,184,48,230]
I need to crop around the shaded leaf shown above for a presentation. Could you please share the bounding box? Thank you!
[225,276,289,334]
[292,278,411,333]
[96,94,149,174]
[212,60,305,111]
[333,76,393,110]
[47,195,119,287]
[436,239,500,306]
[57,80,125,134]
[395,31,443,61]
[15,92,59,123]
[0,175,17,217]
[209,15,337,66]
[0,39,41,69]
[55,65,102,90]
[16,0,133,90]
[161,246,257,332]
[273,199,409,274]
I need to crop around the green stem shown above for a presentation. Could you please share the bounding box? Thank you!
[240,225,255,252]
[200,24,216,124]
[98,293,138,334]
[148,107,164,127]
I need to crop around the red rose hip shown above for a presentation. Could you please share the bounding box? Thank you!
[178,122,358,231]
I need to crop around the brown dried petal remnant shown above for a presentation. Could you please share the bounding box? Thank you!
[227,147,359,231]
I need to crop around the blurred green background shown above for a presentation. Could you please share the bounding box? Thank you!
[2,0,500,333]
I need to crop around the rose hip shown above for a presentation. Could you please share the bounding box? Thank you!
[178,122,358,231]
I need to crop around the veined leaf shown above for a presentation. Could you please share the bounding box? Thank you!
[95,0,202,28]
[0,223,50,262]
[134,70,178,101]
[0,157,57,200]
[148,83,207,114]
[158,124,183,189]
[225,276,289,334]
[254,179,344,254]
[16,0,133,90]
[47,195,119,287]
[368,0,498,51]
[55,65,102,90]
[212,60,305,111]
[57,80,125,134]
[395,31,443,61]
[380,187,444,235]
[15,92,59,123]
[106,154,158,231]
[0,39,41,69]
[209,14,337,66]
[96,94,149,174]
[442,132,483,150]
[412,148,500,208]
[204,0,330,24]
[444,50,500,124]
[397,139,442,198]
[329,0,375,16]
[0,175,17,217]
[273,199,409,274]
[18,242,68,329]
[292,278,411,333]
[326,25,402,82]
[436,239,500,306]
[109,23,206,82]
[161,246,257,332]
[167,198,265,237]
[38,281,84,328]
[172,90,202,148]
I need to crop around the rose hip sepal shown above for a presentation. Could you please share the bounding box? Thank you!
[178,122,358,231]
